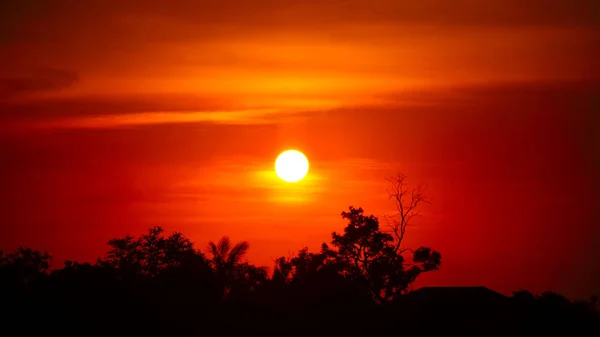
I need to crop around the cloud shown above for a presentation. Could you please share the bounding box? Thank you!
[32,109,291,130]
[0,90,335,132]
[1,0,596,117]
[1,78,597,133]
[0,68,78,98]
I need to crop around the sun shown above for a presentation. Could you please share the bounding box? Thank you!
[275,150,309,183]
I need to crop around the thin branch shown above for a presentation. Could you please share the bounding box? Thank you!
[385,173,428,255]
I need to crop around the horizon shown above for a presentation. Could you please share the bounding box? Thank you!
[1,0,599,301]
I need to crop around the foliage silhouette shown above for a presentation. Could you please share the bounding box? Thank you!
[0,247,51,285]
[207,236,267,299]
[0,175,598,335]
[326,206,441,303]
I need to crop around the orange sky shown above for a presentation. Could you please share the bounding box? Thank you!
[1,0,599,299]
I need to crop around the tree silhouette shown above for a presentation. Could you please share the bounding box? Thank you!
[272,245,342,285]
[269,174,441,304]
[326,206,440,303]
[316,175,440,303]
[0,227,597,336]
[384,173,428,253]
[104,226,200,278]
[0,247,51,285]
[208,236,249,268]
[207,236,260,298]
[2,175,599,335]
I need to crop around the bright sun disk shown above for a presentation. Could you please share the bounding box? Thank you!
[275,150,309,183]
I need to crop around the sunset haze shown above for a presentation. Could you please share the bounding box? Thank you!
[1,0,598,300]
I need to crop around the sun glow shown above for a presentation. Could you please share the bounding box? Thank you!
[275,150,309,183]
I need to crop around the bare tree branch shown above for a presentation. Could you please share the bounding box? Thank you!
[385,173,429,254]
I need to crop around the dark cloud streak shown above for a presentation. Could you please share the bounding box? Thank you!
[1,78,597,126]
[0,68,78,99]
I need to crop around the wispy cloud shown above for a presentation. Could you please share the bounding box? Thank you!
[29,109,288,129]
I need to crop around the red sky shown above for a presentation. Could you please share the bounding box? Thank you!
[1,0,599,299]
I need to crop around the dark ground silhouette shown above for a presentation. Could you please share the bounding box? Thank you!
[1,220,598,336]
[1,176,598,335]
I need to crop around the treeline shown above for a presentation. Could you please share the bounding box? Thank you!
[0,205,445,335]
[1,207,598,336]
[1,175,598,335]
